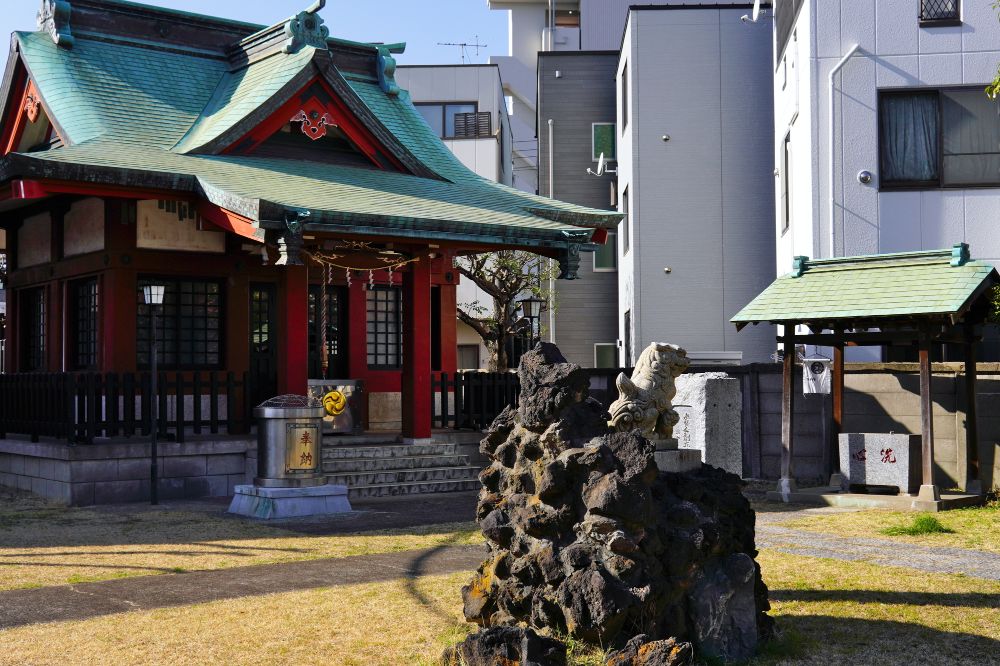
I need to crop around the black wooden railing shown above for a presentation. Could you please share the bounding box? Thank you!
[433,367,635,431]
[0,371,252,444]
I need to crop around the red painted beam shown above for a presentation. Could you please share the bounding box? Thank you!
[196,201,263,242]
[277,264,309,396]
[402,256,433,441]
[591,228,608,245]
[6,179,184,202]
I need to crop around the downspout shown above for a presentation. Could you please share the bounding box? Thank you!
[828,43,860,258]
[548,0,555,50]
[548,118,556,344]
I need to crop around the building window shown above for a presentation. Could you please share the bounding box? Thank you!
[879,88,1000,189]
[621,63,629,131]
[775,0,805,65]
[366,286,402,369]
[19,287,45,372]
[621,187,630,254]
[594,343,618,369]
[592,123,616,161]
[136,278,223,368]
[594,232,618,271]
[780,132,792,235]
[457,344,480,369]
[415,103,490,139]
[71,277,99,370]
[920,0,960,25]
[623,310,632,367]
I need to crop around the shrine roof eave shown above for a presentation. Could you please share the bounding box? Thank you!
[0,152,600,252]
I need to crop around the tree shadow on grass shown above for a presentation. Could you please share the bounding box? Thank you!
[771,588,1000,609]
[400,535,483,624]
[763,614,1000,666]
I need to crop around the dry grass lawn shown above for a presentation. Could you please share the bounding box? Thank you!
[778,499,1000,554]
[0,493,481,590]
[0,549,997,665]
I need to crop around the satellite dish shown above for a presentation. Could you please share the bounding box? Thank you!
[586,152,617,177]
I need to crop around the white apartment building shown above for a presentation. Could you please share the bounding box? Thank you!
[616,6,776,365]
[773,0,1000,360]
[775,0,1000,282]
[395,64,513,369]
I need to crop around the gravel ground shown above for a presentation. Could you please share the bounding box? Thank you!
[756,506,1000,580]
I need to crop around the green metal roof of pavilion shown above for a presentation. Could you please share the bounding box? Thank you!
[0,0,620,255]
[731,245,999,328]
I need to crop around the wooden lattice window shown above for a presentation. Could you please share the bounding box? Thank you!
[71,277,99,370]
[366,286,402,370]
[136,278,223,368]
[19,286,45,372]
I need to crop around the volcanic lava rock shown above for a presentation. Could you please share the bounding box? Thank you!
[459,343,772,663]
[604,635,694,666]
[441,626,567,666]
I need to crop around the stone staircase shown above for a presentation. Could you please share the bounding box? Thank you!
[321,435,483,499]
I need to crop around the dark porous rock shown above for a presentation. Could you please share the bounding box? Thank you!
[441,626,567,666]
[462,344,772,663]
[604,635,694,666]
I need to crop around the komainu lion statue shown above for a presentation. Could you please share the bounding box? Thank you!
[608,342,690,440]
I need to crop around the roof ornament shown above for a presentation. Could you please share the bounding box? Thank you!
[950,242,971,268]
[283,0,330,54]
[377,46,401,97]
[556,244,581,280]
[791,255,809,278]
[37,0,75,49]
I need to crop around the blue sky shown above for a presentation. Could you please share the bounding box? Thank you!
[0,0,509,65]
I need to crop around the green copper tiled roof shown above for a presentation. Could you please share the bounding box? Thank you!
[173,46,319,153]
[8,12,619,244]
[731,247,999,325]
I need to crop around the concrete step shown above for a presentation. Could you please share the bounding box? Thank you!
[321,454,471,473]
[347,479,482,499]
[326,466,481,487]
[322,443,457,460]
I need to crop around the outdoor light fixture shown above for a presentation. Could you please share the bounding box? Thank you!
[142,284,165,306]
[142,283,166,505]
[518,295,544,320]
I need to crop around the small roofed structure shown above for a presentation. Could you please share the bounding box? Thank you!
[732,244,998,508]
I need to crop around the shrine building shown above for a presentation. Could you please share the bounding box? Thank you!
[0,0,617,445]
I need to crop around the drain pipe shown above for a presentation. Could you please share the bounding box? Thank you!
[547,118,556,343]
[828,43,860,258]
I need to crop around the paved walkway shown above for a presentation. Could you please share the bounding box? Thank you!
[0,543,486,629]
[756,507,1000,581]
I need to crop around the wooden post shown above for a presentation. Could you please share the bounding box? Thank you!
[830,339,845,488]
[402,256,432,442]
[964,330,981,495]
[277,264,309,395]
[778,327,796,496]
[918,336,939,501]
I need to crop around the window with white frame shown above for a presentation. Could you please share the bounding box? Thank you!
[594,231,617,271]
[620,63,629,132]
[879,87,1000,189]
[592,123,616,162]
[594,343,618,369]
[621,187,630,254]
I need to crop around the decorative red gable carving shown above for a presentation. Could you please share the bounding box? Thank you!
[23,91,41,124]
[224,77,405,172]
[1,73,60,156]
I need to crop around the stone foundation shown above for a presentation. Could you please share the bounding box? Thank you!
[0,437,255,506]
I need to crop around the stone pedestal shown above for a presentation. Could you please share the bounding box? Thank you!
[228,483,352,519]
[839,433,921,494]
[673,373,742,474]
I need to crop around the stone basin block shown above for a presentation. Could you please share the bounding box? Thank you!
[839,433,921,494]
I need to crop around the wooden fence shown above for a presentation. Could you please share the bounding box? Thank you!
[0,371,252,444]
[432,367,635,431]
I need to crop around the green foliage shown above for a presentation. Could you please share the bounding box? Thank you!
[880,513,955,537]
[991,2,1000,99]
[988,285,1000,324]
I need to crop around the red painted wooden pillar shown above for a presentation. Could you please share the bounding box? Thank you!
[402,256,432,442]
[438,282,458,376]
[277,264,308,396]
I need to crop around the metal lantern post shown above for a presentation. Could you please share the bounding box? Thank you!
[518,295,545,346]
[143,284,165,505]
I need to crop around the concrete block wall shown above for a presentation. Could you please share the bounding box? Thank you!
[742,363,1000,491]
[0,438,255,506]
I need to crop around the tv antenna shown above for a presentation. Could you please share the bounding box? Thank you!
[741,0,766,23]
[587,153,617,177]
[437,36,487,64]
